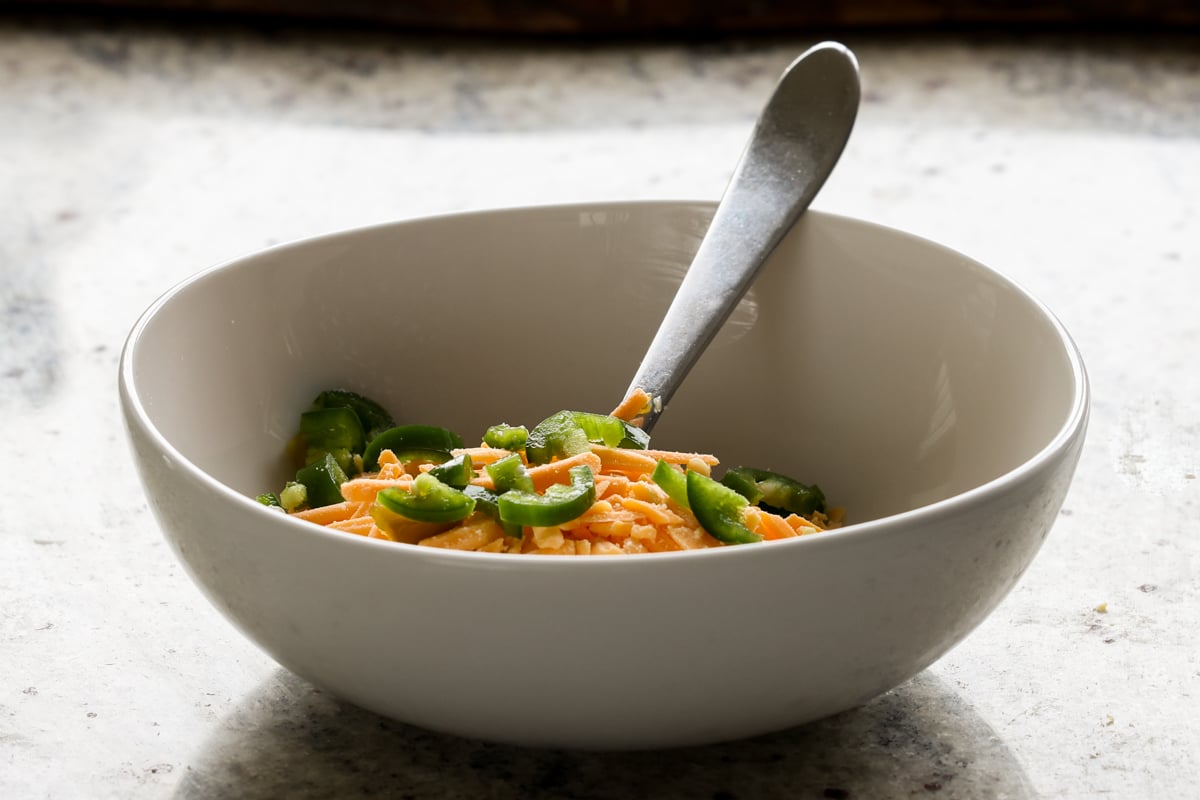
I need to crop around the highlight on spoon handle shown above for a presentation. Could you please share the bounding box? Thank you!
[623,42,860,433]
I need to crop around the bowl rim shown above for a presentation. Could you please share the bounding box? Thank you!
[119,200,1090,567]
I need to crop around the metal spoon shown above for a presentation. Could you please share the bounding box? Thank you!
[623,42,860,432]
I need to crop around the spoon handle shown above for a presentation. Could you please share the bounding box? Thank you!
[624,42,860,432]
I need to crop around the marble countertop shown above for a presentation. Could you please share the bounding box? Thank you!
[2,15,1197,799]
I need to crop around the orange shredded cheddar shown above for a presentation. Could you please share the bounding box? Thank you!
[281,415,838,554]
[590,445,659,476]
[368,525,396,542]
[592,444,719,469]
[419,518,506,550]
[340,476,414,503]
[292,501,366,526]
[328,516,376,536]
[616,496,683,526]
[527,452,603,492]
[610,388,653,423]
[745,507,799,541]
[450,447,515,465]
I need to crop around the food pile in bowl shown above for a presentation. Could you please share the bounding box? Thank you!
[262,387,842,555]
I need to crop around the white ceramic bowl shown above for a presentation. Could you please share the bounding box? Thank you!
[120,202,1087,749]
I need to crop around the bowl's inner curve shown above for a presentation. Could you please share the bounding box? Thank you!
[130,204,1079,524]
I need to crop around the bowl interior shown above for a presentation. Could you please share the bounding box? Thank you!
[127,203,1081,524]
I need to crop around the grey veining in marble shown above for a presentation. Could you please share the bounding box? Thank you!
[2,14,1198,799]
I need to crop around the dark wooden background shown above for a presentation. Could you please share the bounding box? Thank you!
[4,1,1198,32]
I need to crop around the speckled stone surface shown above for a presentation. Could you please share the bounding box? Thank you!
[2,15,1198,799]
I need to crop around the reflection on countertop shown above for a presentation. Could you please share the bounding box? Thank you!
[175,671,1034,800]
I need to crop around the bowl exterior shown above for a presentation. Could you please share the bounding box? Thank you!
[120,202,1088,748]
